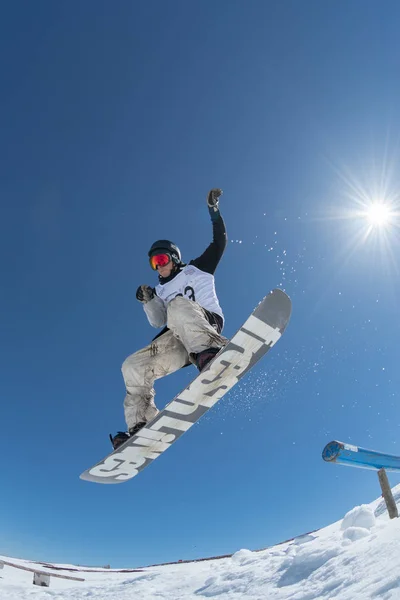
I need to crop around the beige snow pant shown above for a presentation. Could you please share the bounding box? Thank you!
[121,296,227,430]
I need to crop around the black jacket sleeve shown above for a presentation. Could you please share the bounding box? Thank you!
[190,210,227,274]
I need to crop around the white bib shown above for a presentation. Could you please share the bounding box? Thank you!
[156,265,224,322]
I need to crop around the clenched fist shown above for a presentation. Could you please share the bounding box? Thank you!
[136,285,155,303]
[207,188,223,208]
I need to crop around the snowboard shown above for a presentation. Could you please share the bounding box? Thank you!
[80,288,292,484]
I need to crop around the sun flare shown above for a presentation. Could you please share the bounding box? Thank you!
[364,203,393,227]
[325,155,400,274]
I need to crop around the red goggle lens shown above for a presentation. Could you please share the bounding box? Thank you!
[150,253,171,270]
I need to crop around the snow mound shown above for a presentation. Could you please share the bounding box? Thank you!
[231,549,256,565]
[342,526,371,542]
[195,566,252,597]
[341,504,376,531]
[277,544,340,588]
[293,533,316,546]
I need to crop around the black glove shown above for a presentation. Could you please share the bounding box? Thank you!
[207,188,223,208]
[136,285,155,303]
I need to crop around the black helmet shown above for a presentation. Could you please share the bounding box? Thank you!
[148,239,182,265]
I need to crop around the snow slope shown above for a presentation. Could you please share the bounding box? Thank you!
[2,486,400,600]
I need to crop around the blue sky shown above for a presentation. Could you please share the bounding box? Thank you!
[1,0,400,568]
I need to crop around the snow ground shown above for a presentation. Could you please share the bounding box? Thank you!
[2,486,400,600]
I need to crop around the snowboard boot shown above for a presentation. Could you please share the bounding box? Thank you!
[109,421,147,450]
[194,347,221,372]
[109,431,129,450]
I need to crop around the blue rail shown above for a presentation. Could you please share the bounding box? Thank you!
[322,440,400,473]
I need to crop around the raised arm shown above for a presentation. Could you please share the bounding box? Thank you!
[190,189,227,275]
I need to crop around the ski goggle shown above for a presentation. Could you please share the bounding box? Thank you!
[149,252,171,270]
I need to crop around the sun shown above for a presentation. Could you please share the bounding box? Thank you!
[364,203,393,227]
[323,153,400,275]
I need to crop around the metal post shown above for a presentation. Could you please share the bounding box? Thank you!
[377,468,399,519]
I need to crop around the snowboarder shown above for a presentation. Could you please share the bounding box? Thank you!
[110,189,228,449]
